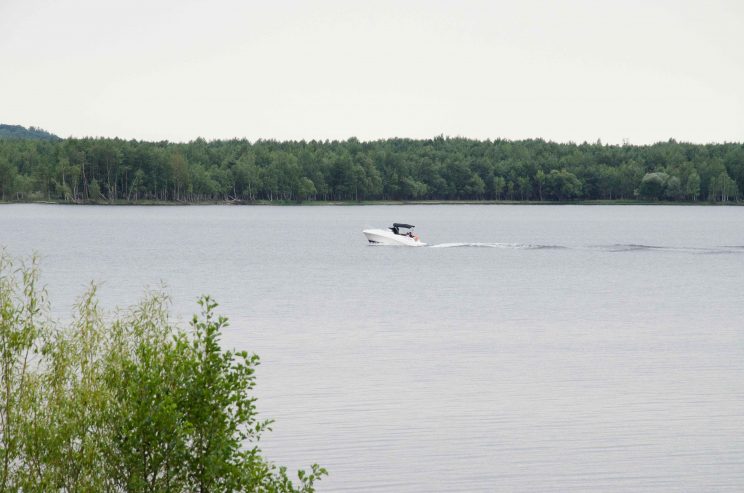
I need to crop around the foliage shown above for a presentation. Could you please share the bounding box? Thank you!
[543,169,582,200]
[0,124,59,142]
[0,253,326,493]
[0,254,47,492]
[0,134,742,203]
[708,171,739,202]
[639,172,669,200]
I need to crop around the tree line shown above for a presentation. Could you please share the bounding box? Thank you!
[0,135,742,203]
[0,253,326,492]
[0,124,59,142]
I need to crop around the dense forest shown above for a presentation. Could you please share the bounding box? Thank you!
[0,124,59,141]
[0,130,742,203]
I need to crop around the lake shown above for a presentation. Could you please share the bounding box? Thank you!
[2,203,743,491]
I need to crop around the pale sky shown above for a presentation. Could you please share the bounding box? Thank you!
[2,0,743,144]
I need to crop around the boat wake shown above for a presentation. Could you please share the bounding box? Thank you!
[595,244,744,254]
[427,242,744,254]
[429,242,565,250]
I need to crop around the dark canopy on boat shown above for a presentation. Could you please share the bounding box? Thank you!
[392,223,414,228]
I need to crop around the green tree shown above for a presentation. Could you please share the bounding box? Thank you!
[0,253,327,493]
[400,177,428,199]
[180,297,266,491]
[492,176,506,200]
[102,292,190,491]
[664,176,682,200]
[297,177,317,201]
[638,172,669,200]
[543,169,582,200]
[31,286,111,491]
[358,155,382,198]
[685,171,701,200]
[0,156,17,201]
[597,166,620,199]
[88,178,102,202]
[0,255,46,492]
[169,152,189,201]
[708,171,739,202]
[11,175,34,201]
[234,154,260,200]
[535,169,545,200]
[617,161,644,199]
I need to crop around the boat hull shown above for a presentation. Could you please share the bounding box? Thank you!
[362,229,426,246]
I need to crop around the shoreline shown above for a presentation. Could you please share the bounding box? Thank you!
[1,199,740,206]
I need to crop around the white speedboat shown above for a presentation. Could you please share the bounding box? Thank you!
[363,223,426,246]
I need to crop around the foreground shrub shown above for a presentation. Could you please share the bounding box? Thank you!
[0,253,326,492]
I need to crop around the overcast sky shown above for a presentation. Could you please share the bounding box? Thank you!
[2,0,743,143]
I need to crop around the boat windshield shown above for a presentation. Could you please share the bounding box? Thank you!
[390,223,415,235]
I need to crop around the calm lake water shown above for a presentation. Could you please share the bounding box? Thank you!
[2,204,744,491]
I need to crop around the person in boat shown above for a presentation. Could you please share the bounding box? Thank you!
[390,223,416,238]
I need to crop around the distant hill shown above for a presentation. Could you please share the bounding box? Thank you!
[0,124,59,141]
